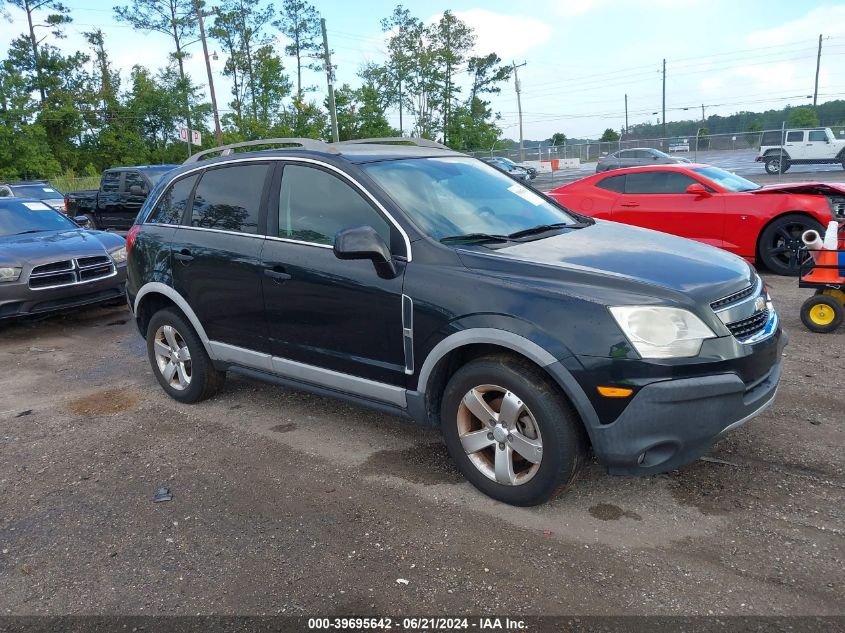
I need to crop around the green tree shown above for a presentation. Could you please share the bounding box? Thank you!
[600,128,620,142]
[467,53,510,103]
[377,6,417,135]
[274,0,321,99]
[430,10,474,145]
[550,132,567,146]
[114,0,199,134]
[787,106,820,128]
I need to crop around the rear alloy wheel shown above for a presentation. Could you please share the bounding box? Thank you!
[764,156,790,174]
[441,356,587,506]
[146,308,225,403]
[758,214,824,276]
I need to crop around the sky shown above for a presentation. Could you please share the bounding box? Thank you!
[2,0,845,142]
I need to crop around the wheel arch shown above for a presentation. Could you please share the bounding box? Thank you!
[763,148,791,159]
[133,282,213,357]
[755,210,823,261]
[413,329,595,440]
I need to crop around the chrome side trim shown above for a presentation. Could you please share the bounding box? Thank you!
[133,282,213,356]
[416,328,558,392]
[402,294,414,375]
[142,156,413,261]
[209,340,406,407]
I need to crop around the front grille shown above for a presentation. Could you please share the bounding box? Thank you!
[727,309,769,339]
[710,284,755,310]
[28,255,115,290]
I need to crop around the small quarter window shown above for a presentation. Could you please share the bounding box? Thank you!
[147,174,198,225]
[596,174,626,192]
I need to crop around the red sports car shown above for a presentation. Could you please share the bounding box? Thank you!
[548,164,845,275]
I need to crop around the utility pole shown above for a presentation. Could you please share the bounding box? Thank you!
[195,1,222,146]
[701,103,705,125]
[512,61,527,162]
[624,94,628,136]
[813,34,823,107]
[321,18,339,143]
[661,58,666,141]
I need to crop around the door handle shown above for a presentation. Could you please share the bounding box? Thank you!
[174,250,194,263]
[264,267,292,282]
[620,202,640,207]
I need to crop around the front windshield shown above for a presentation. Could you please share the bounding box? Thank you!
[362,157,576,241]
[10,184,62,199]
[693,166,760,192]
[0,202,76,237]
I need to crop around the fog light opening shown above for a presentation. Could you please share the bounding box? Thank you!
[637,442,679,468]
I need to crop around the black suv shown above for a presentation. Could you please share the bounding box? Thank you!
[126,137,785,506]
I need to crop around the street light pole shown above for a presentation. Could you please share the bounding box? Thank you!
[195,1,222,145]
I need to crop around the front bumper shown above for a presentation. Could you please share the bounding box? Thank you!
[550,324,787,475]
[0,268,126,319]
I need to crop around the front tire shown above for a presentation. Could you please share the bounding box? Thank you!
[758,214,824,276]
[440,356,587,506]
[146,307,225,403]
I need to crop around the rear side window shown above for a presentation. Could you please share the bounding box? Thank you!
[596,174,625,192]
[123,171,146,193]
[190,164,269,234]
[278,164,390,246]
[786,131,804,142]
[808,130,827,142]
[101,171,120,192]
[624,171,698,194]
[147,174,198,225]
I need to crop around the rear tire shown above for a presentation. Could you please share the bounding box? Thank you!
[800,295,843,333]
[440,355,587,506]
[84,213,97,230]
[758,214,824,276]
[146,307,225,403]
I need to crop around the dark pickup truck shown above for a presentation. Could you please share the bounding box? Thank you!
[65,165,178,231]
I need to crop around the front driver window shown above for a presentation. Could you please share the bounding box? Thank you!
[278,165,391,246]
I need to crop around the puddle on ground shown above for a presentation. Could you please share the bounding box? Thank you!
[361,442,464,486]
[588,503,642,521]
[67,387,143,416]
[269,423,297,433]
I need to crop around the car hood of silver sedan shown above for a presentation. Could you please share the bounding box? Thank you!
[0,229,125,267]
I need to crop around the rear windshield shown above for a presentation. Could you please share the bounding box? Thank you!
[0,202,76,236]
[362,156,576,241]
[9,184,62,199]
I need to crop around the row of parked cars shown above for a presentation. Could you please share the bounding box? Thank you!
[3,135,843,506]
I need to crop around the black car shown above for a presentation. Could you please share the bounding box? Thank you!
[65,165,178,231]
[126,137,784,506]
[0,198,127,319]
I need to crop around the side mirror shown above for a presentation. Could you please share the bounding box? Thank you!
[686,183,710,196]
[333,225,397,279]
[129,185,144,196]
[73,215,91,228]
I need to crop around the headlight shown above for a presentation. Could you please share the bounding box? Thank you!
[109,247,127,264]
[609,306,716,359]
[0,267,22,282]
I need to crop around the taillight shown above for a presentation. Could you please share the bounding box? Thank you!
[63,198,68,213]
[126,224,141,256]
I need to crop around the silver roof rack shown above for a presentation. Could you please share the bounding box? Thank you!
[337,137,451,150]
[184,137,339,164]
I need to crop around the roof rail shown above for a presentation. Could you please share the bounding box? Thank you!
[337,137,452,151]
[184,137,339,164]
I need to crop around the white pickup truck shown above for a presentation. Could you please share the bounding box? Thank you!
[756,127,845,174]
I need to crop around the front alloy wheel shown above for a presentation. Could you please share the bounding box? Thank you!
[457,384,543,486]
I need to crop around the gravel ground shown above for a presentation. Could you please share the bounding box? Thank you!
[0,273,842,618]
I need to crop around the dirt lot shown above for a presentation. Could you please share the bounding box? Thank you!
[0,274,842,617]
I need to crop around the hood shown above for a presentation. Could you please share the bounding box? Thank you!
[456,220,754,305]
[0,229,124,267]
[753,182,845,196]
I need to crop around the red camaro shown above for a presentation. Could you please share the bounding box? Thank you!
[548,164,845,275]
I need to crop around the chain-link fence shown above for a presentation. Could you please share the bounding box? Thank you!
[473,125,845,166]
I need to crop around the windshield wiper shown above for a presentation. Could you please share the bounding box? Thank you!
[507,222,583,239]
[440,233,511,244]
